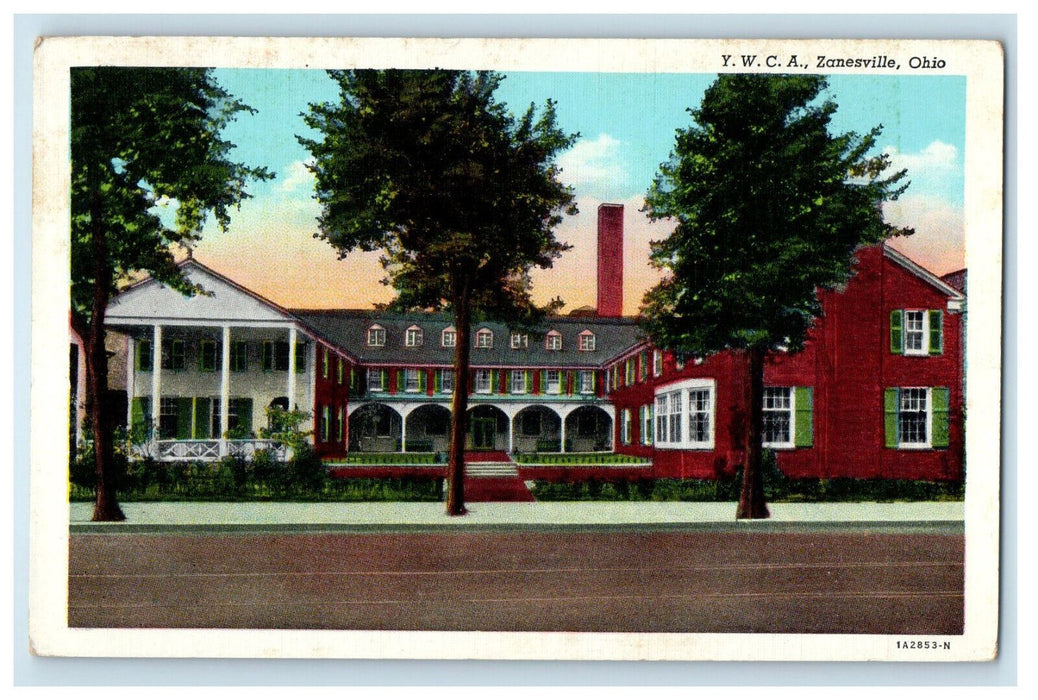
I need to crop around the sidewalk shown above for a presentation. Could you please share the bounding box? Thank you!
[69,500,964,532]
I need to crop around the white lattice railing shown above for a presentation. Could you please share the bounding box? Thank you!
[150,439,288,462]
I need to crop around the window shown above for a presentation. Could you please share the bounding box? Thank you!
[262,341,305,372]
[510,333,528,349]
[159,397,180,439]
[544,370,562,395]
[621,408,633,445]
[404,368,421,393]
[763,387,793,447]
[230,341,248,372]
[320,405,330,442]
[578,331,596,352]
[891,309,944,356]
[321,348,330,378]
[136,339,153,371]
[198,340,219,372]
[545,330,562,351]
[441,327,456,348]
[655,379,715,449]
[475,369,492,394]
[640,404,653,445]
[578,370,595,395]
[367,325,386,347]
[639,352,648,381]
[405,325,423,347]
[367,368,387,392]
[625,358,636,385]
[161,339,186,371]
[337,359,346,385]
[336,407,345,442]
[511,370,529,394]
[438,369,454,393]
[475,329,494,349]
[653,349,662,377]
[885,387,950,449]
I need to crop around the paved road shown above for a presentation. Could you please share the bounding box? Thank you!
[68,529,963,634]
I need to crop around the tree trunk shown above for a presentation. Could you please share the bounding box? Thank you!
[87,189,125,522]
[445,283,472,516]
[736,346,769,520]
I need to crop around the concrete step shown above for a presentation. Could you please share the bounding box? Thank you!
[466,462,519,478]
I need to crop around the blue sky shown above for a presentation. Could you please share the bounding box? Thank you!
[195,69,967,311]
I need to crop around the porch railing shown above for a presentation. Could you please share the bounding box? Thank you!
[149,439,288,462]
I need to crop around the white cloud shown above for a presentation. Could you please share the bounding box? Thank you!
[881,140,961,202]
[556,134,630,199]
[278,159,316,194]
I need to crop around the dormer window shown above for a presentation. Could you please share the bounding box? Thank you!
[476,328,494,349]
[578,330,596,352]
[367,324,386,347]
[510,332,528,349]
[405,325,423,348]
[545,330,562,351]
[441,327,457,348]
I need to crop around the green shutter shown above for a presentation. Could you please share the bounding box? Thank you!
[884,388,900,447]
[194,398,211,439]
[418,370,427,392]
[890,310,903,354]
[931,387,950,448]
[131,397,150,436]
[928,310,944,355]
[381,369,388,391]
[175,397,192,439]
[433,370,441,393]
[540,370,547,395]
[395,369,404,392]
[793,387,814,448]
[238,398,253,433]
[525,371,533,393]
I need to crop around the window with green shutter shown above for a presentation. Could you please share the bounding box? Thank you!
[931,387,950,448]
[130,397,151,438]
[928,310,944,355]
[193,397,211,438]
[136,340,153,371]
[890,310,903,354]
[198,340,218,372]
[793,387,813,448]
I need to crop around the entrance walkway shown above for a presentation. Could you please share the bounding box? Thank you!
[464,451,534,502]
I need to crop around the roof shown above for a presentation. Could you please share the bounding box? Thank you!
[882,246,967,302]
[291,309,645,369]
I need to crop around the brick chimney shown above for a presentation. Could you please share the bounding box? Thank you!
[597,203,624,317]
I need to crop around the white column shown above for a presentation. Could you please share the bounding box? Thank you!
[400,413,407,452]
[508,416,515,453]
[287,326,297,410]
[560,417,567,453]
[151,325,162,443]
[219,326,231,456]
[125,336,135,433]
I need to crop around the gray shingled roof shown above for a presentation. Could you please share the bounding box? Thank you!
[291,309,646,368]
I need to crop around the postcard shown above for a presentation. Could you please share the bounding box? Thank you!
[29,36,1003,661]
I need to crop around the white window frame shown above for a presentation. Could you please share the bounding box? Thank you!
[654,378,715,450]
[367,325,386,348]
[405,325,423,348]
[475,329,494,349]
[545,330,563,351]
[404,368,421,393]
[510,333,528,349]
[475,369,492,394]
[578,370,594,395]
[545,370,562,395]
[640,404,653,445]
[898,387,932,448]
[578,331,596,352]
[439,369,454,393]
[762,387,795,449]
[653,349,663,377]
[511,370,527,394]
[441,327,456,348]
[621,408,633,445]
[367,368,385,392]
[903,310,928,356]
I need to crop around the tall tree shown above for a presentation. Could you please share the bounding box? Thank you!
[71,67,271,521]
[301,70,577,516]
[642,74,911,519]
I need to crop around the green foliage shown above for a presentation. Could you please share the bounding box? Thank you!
[70,67,272,320]
[259,406,313,451]
[641,74,912,355]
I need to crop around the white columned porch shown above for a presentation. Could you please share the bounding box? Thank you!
[287,326,297,410]
[150,325,162,441]
[219,325,231,456]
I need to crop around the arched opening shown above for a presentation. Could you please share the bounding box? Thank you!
[348,403,402,452]
[513,405,562,454]
[466,404,509,451]
[565,405,613,452]
[404,404,452,453]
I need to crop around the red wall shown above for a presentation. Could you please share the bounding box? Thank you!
[312,346,351,458]
[609,246,964,482]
